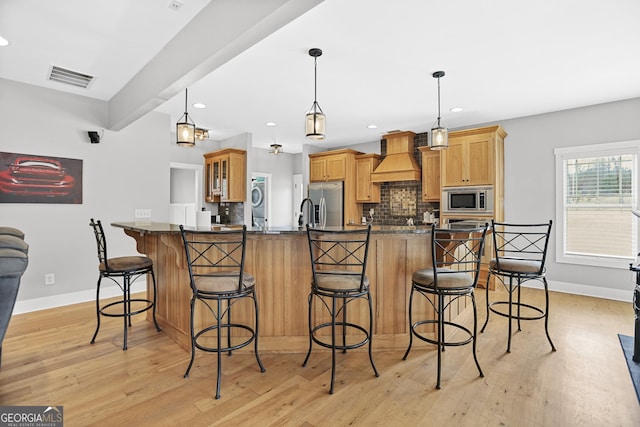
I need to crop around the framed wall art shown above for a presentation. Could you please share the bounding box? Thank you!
[0,151,83,204]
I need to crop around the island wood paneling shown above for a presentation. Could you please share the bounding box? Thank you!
[120,226,466,353]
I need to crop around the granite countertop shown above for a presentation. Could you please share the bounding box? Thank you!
[112,221,490,235]
[111,222,442,235]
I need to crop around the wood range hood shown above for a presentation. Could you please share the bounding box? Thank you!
[369,131,421,182]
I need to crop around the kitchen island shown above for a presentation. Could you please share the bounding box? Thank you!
[112,222,475,353]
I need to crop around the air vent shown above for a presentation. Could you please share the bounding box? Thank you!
[48,66,94,88]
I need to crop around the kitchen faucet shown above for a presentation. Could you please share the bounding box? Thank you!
[299,198,315,227]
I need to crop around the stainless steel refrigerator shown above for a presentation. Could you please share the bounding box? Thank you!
[308,181,344,227]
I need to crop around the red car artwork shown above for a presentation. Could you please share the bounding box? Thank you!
[0,156,75,196]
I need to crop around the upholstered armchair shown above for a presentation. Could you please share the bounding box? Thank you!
[0,227,29,367]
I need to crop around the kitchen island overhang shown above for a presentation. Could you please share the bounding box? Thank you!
[112,222,476,353]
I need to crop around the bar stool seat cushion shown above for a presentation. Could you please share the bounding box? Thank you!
[412,268,474,289]
[314,270,369,292]
[99,256,153,273]
[194,272,255,293]
[489,258,541,274]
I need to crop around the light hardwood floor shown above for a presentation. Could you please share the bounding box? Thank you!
[1,288,639,426]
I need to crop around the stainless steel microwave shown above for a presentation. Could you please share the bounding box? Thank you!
[441,185,494,214]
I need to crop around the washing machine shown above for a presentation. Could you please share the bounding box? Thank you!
[251,181,266,228]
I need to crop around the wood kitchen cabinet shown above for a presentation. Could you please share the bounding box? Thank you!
[355,153,382,203]
[204,148,246,202]
[441,125,506,187]
[417,146,440,201]
[309,153,347,181]
[439,125,507,290]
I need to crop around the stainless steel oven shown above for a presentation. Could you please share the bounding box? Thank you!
[441,185,494,215]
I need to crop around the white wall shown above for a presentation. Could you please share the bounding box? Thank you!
[483,97,640,298]
[1,78,170,305]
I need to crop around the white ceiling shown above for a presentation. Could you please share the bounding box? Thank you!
[2,0,640,153]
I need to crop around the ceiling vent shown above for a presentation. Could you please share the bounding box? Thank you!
[48,65,94,89]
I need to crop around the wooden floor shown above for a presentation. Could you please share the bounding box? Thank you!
[1,288,639,426]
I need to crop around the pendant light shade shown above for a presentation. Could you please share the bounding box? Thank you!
[430,71,448,150]
[177,88,196,147]
[305,48,325,140]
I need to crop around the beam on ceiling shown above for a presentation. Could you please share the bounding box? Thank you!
[107,0,323,131]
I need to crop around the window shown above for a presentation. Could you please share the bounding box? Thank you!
[555,140,640,269]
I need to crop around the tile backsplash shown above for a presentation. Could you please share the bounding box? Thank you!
[219,202,244,225]
[389,187,417,216]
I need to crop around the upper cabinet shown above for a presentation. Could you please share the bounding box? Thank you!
[441,125,506,188]
[355,154,382,203]
[204,148,246,203]
[417,146,440,201]
[309,153,347,181]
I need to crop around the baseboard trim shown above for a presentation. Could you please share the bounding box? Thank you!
[525,280,632,302]
[13,282,146,315]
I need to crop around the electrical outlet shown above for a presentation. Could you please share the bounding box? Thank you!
[135,208,151,219]
[369,208,375,216]
[44,273,55,285]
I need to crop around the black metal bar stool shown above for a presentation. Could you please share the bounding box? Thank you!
[303,224,378,394]
[180,225,265,399]
[403,223,488,389]
[481,220,556,353]
[89,218,161,350]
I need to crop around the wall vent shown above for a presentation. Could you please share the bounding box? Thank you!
[48,65,94,88]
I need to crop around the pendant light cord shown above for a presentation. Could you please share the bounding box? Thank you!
[184,88,189,115]
[436,76,441,127]
[314,56,318,104]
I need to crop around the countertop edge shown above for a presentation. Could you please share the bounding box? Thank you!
[111,222,436,235]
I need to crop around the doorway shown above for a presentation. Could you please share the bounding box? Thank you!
[170,162,203,226]
[251,172,271,228]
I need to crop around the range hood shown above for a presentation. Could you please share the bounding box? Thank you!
[370,131,421,182]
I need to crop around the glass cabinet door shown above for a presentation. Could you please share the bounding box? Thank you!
[205,161,213,201]
[220,157,228,200]
[212,159,221,195]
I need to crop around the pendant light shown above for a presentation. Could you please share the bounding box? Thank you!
[194,128,209,141]
[269,144,283,155]
[305,48,325,140]
[430,71,448,150]
[176,88,196,147]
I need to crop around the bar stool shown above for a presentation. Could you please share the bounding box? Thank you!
[180,225,265,399]
[403,223,488,389]
[481,220,556,353]
[303,224,378,394]
[89,219,161,350]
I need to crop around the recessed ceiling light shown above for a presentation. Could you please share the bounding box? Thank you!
[367,124,378,129]
[450,107,463,112]
[168,0,184,11]
[0,36,8,47]
[193,103,206,109]
[265,122,277,127]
